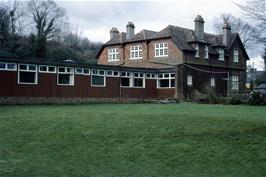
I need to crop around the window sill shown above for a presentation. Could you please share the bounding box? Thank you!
[57,84,74,86]
[18,82,38,85]
[129,58,142,60]
[91,85,106,87]
[154,55,168,58]
[108,60,119,62]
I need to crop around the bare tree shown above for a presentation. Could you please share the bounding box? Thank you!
[237,0,266,44]
[213,13,258,49]
[27,0,67,58]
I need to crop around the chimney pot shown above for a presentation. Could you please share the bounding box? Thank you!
[110,27,120,40]
[222,21,231,46]
[126,22,135,39]
[194,15,205,41]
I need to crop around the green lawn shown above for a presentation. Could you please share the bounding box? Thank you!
[0,103,266,177]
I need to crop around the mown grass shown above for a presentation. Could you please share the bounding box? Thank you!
[0,103,266,177]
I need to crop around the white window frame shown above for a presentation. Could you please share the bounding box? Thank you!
[210,77,215,87]
[195,43,199,58]
[130,45,143,60]
[233,50,239,63]
[91,69,106,87]
[204,45,209,59]
[157,73,175,88]
[120,71,132,88]
[232,75,239,90]
[108,48,119,62]
[75,68,90,75]
[187,75,192,86]
[39,65,56,73]
[155,42,168,57]
[133,72,145,88]
[145,73,156,79]
[219,48,225,61]
[18,64,38,85]
[0,62,17,71]
[57,67,74,86]
[106,70,119,77]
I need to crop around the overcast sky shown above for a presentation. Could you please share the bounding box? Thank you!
[56,0,264,70]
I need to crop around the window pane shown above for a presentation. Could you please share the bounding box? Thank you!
[48,66,55,72]
[134,78,143,87]
[29,65,36,71]
[171,79,175,87]
[19,64,27,70]
[76,68,83,73]
[0,63,6,69]
[99,70,105,75]
[107,71,112,76]
[84,69,90,74]
[7,63,16,70]
[159,79,169,88]
[121,78,130,87]
[40,66,47,72]
[19,71,36,83]
[58,74,70,84]
[92,75,104,86]
[59,67,65,73]
[113,71,119,76]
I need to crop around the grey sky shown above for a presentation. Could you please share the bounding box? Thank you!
[56,0,264,70]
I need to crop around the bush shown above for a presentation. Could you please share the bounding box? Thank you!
[229,96,242,105]
[248,91,264,106]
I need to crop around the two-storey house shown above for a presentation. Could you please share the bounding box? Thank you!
[97,15,249,98]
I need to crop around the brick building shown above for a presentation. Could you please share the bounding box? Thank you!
[97,15,248,98]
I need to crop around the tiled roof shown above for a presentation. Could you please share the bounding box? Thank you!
[102,25,237,51]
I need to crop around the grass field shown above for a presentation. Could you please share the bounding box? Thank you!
[0,103,266,177]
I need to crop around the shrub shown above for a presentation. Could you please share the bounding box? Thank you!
[229,96,242,105]
[205,86,218,104]
[248,91,264,106]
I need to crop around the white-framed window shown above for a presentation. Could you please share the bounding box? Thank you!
[155,42,168,57]
[130,45,143,59]
[210,77,215,87]
[106,70,119,77]
[18,64,38,84]
[233,50,239,63]
[57,67,74,86]
[133,72,145,88]
[120,71,132,87]
[232,75,239,90]
[195,43,199,58]
[219,48,225,61]
[157,73,175,88]
[91,69,105,87]
[39,65,56,73]
[187,75,192,86]
[205,45,209,59]
[108,48,119,61]
[75,68,90,75]
[0,62,17,71]
[146,73,156,79]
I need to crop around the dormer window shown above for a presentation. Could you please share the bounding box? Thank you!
[195,43,199,58]
[233,50,239,63]
[130,45,143,59]
[155,42,168,57]
[218,48,224,61]
[108,48,119,61]
[204,45,209,59]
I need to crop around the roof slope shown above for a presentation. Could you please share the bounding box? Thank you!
[97,24,247,59]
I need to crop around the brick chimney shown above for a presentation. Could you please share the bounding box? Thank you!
[222,21,231,46]
[194,15,205,41]
[110,27,119,40]
[126,22,135,39]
